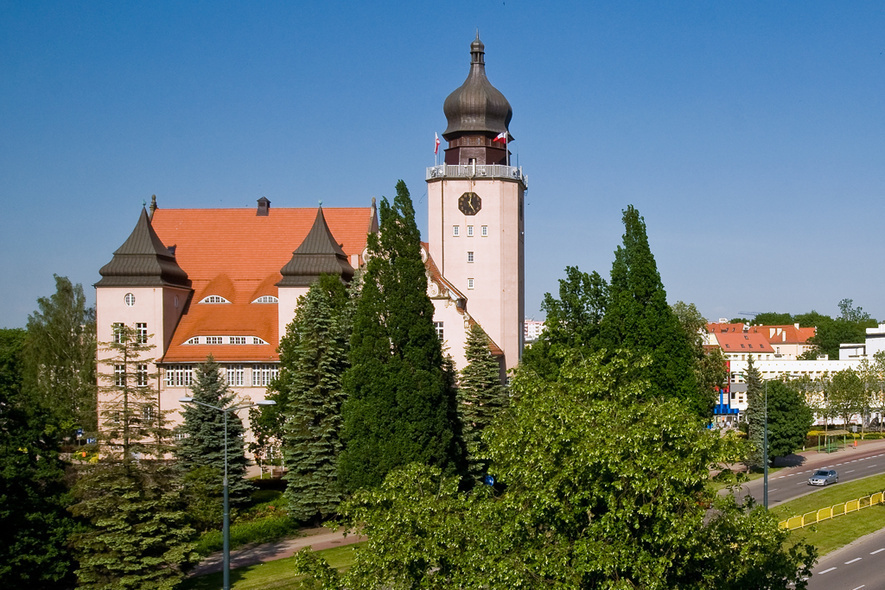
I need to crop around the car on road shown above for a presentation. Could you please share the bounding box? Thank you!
[808,469,839,486]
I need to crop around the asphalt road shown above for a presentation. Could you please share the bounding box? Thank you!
[806,527,885,590]
[732,440,885,508]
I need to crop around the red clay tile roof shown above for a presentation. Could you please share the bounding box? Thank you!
[150,206,372,363]
[747,324,816,344]
[715,332,775,354]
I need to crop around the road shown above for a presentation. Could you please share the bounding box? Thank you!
[731,440,885,508]
[806,527,885,590]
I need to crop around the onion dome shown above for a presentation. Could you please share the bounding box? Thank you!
[442,34,512,141]
[277,206,354,287]
[96,208,191,288]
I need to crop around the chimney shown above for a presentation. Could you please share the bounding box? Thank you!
[257,197,270,216]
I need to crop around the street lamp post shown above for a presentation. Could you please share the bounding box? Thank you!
[180,397,275,590]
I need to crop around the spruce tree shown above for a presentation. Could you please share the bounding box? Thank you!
[70,324,196,589]
[339,180,463,492]
[175,356,251,526]
[744,355,766,468]
[278,274,351,523]
[599,206,705,415]
[458,324,508,481]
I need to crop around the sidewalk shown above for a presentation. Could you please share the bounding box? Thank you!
[189,526,366,577]
[717,437,885,476]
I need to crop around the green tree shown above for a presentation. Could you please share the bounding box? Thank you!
[598,206,704,416]
[277,275,351,523]
[457,324,507,482]
[23,274,97,435]
[70,325,196,589]
[672,301,727,403]
[752,312,795,326]
[798,301,876,360]
[338,180,462,492]
[767,380,814,460]
[295,350,815,589]
[174,357,251,529]
[828,368,865,429]
[0,328,77,588]
[744,355,766,468]
[521,265,607,380]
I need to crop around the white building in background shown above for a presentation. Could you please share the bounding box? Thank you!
[524,319,545,343]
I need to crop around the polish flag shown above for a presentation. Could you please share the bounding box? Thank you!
[493,131,508,144]
[434,133,440,154]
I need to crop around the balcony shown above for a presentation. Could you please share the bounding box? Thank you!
[426,164,528,187]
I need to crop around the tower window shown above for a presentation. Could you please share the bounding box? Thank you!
[452,225,460,237]
[124,293,136,306]
[434,321,444,341]
[113,323,125,344]
[136,323,148,344]
[467,225,474,237]
[481,225,488,237]
[467,278,475,290]
[467,251,474,263]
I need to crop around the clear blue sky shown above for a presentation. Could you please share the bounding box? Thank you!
[2,1,884,329]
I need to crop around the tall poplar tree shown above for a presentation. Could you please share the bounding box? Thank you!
[338,180,462,492]
[599,206,705,415]
[458,324,507,481]
[278,274,351,522]
[23,274,97,434]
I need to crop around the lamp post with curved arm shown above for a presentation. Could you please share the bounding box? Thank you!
[179,397,275,590]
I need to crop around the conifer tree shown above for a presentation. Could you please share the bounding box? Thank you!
[599,206,705,415]
[278,274,352,522]
[338,180,463,492]
[458,324,507,481]
[744,355,766,468]
[70,324,196,589]
[175,356,251,524]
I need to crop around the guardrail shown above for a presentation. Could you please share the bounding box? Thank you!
[425,164,528,186]
[778,490,885,530]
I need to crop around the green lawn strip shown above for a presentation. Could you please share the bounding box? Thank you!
[772,473,885,556]
[180,544,360,590]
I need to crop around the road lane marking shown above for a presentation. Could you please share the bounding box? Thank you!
[847,470,856,473]
[818,567,837,574]
[851,585,866,589]
[845,557,862,564]
[870,548,885,554]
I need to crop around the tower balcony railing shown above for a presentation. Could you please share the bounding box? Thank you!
[426,164,528,187]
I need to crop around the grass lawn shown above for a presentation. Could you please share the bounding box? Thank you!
[179,544,360,590]
[773,472,885,556]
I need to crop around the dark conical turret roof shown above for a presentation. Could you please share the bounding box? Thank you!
[277,206,354,287]
[442,34,512,141]
[96,208,191,288]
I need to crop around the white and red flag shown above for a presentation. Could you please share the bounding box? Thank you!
[434,132,440,154]
[493,131,508,144]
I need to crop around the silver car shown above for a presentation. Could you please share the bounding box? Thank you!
[808,469,839,486]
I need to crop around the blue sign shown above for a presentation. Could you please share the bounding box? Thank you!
[483,474,495,487]
[76,428,84,438]
[86,438,97,445]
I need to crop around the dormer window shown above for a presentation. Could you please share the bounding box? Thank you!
[252,295,279,304]
[200,295,231,304]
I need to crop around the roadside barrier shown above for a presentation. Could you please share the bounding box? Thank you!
[778,490,885,530]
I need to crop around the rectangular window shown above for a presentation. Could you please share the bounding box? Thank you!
[481,225,488,237]
[136,322,148,344]
[227,364,244,386]
[143,404,154,423]
[206,336,223,344]
[114,364,126,387]
[467,251,474,263]
[136,364,148,387]
[230,336,247,345]
[452,225,460,237]
[165,365,194,387]
[252,364,279,387]
[467,225,474,237]
[467,278,475,290]
[434,321,444,341]
[113,323,125,344]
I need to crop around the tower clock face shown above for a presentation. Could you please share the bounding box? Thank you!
[458,192,482,215]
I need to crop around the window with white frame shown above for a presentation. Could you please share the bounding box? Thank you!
[252,295,278,304]
[165,365,194,387]
[136,322,148,344]
[185,337,199,345]
[113,323,125,344]
[253,337,268,345]
[227,364,244,386]
[143,404,154,423]
[467,278,475,289]
[230,336,247,345]
[252,364,278,387]
[206,336,223,344]
[200,295,231,304]
[467,251,474,263]
[467,225,474,237]
[136,364,148,387]
[115,364,126,387]
[434,321,444,341]
[452,225,460,237]
[124,292,136,306]
[481,225,488,237]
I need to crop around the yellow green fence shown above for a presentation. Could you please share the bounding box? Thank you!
[779,490,885,530]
